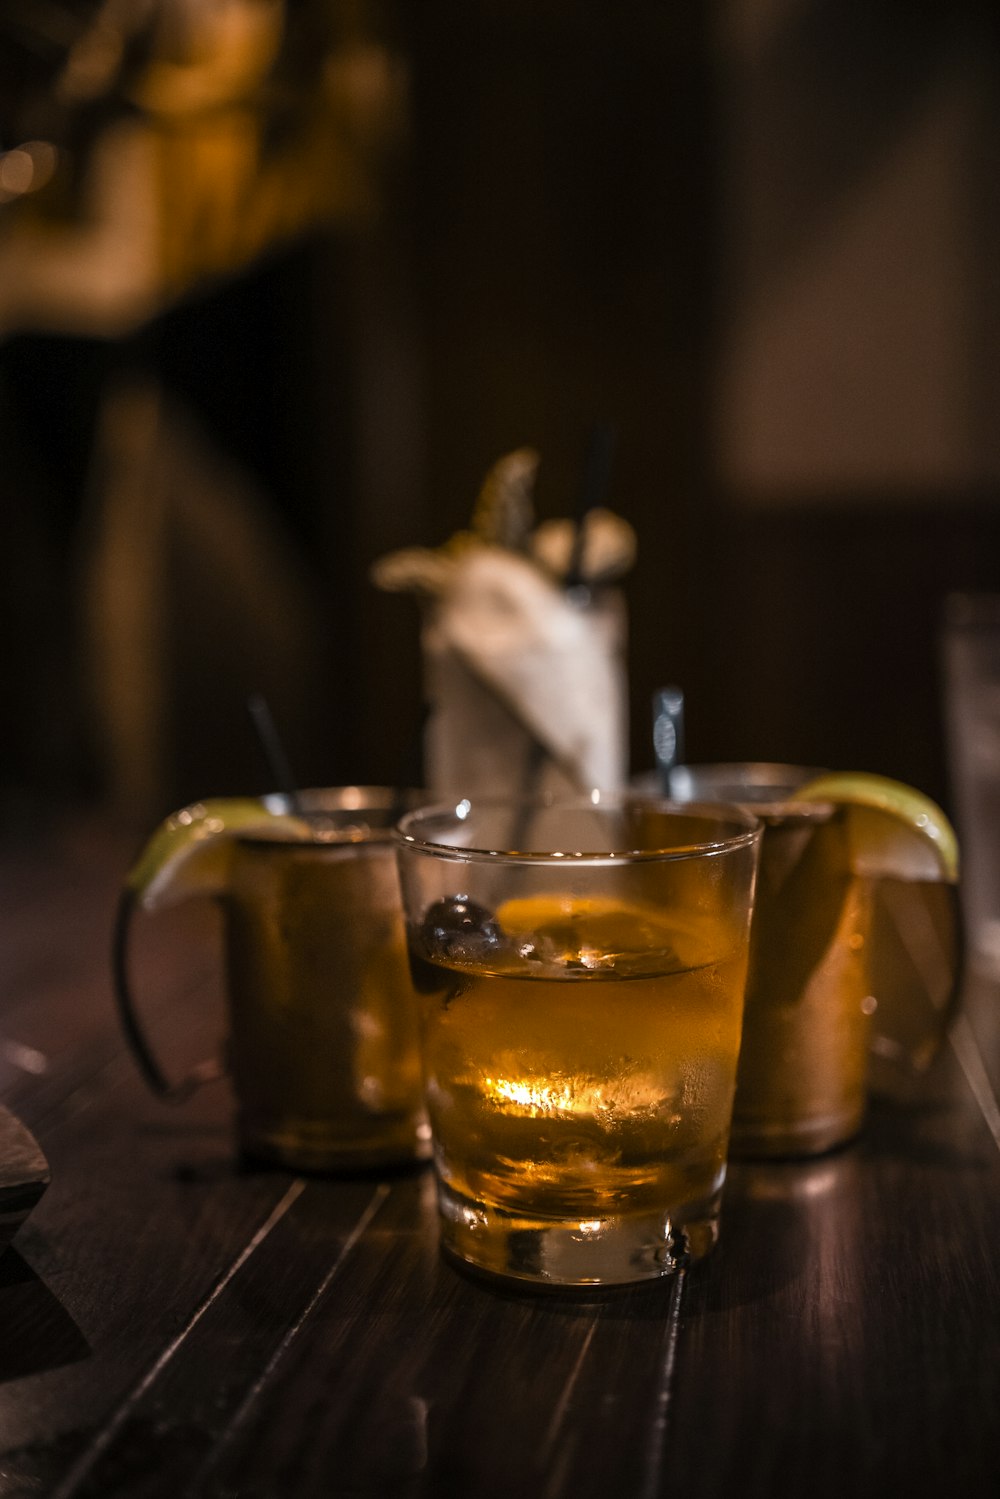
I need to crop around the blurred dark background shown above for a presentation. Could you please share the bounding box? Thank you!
[1,0,999,828]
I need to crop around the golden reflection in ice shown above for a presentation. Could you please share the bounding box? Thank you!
[486,1075,600,1117]
[484,1069,666,1119]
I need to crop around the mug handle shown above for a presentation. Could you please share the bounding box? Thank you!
[112,888,225,1103]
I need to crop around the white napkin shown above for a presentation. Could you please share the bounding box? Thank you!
[372,447,634,798]
[422,546,626,795]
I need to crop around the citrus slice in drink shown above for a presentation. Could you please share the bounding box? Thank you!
[497,894,675,960]
[126,798,309,912]
[790,772,963,1083]
[494,894,717,981]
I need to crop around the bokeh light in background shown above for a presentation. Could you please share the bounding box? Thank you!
[1,1,999,826]
[0,0,409,819]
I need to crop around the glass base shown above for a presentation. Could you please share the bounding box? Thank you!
[238,1111,432,1172]
[436,1180,722,1289]
[729,1107,862,1159]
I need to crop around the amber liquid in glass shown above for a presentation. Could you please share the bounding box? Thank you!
[409,897,748,1281]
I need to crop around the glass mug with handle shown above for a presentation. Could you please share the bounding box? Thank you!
[114,787,430,1171]
[395,793,762,1288]
[667,764,963,1157]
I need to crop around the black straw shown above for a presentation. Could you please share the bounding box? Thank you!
[246,693,304,815]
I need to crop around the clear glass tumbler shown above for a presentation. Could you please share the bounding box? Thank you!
[395,795,760,1288]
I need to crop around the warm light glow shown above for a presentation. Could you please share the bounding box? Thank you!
[487,1075,604,1116]
[483,1069,668,1119]
[0,150,35,195]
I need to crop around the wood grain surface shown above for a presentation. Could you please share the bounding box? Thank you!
[1,815,997,1498]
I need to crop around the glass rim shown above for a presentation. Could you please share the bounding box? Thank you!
[395,793,762,865]
[242,786,422,847]
[235,820,394,849]
[667,762,834,824]
[262,785,419,814]
[670,760,820,790]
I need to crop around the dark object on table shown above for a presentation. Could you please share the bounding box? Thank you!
[0,1104,50,1254]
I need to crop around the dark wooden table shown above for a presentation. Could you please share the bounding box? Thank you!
[1,810,998,1498]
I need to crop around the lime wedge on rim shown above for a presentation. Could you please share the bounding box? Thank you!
[789,772,959,884]
[126,798,310,912]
